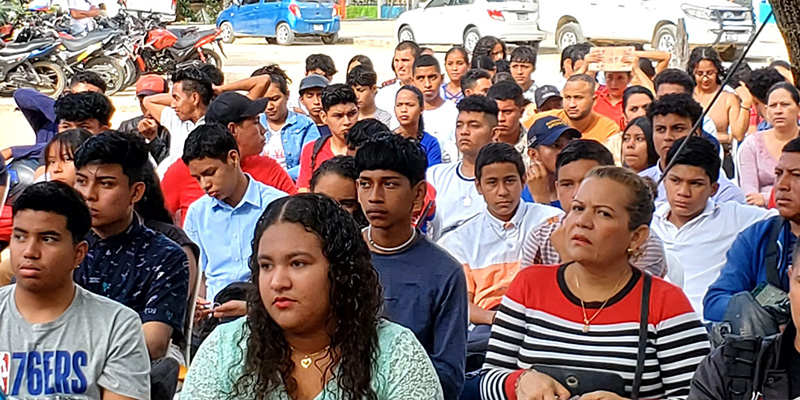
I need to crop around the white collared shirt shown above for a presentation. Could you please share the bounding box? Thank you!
[650,199,775,318]
[438,202,563,310]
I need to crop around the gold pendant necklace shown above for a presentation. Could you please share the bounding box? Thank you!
[291,346,330,369]
[575,269,626,333]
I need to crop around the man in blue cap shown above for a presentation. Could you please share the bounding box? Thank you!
[523,115,581,207]
[296,74,332,136]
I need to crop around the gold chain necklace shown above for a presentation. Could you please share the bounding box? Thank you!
[291,346,330,369]
[575,269,627,333]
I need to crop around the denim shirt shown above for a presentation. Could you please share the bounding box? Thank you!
[260,111,320,179]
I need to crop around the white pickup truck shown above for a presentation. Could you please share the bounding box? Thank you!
[537,0,755,61]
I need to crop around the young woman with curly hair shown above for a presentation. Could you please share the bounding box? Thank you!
[181,194,443,400]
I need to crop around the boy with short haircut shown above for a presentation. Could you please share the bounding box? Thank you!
[73,132,189,399]
[487,80,527,155]
[438,142,562,366]
[4,71,107,161]
[462,69,493,97]
[296,84,359,190]
[161,92,297,226]
[182,124,288,317]
[640,93,744,204]
[376,41,421,128]
[427,95,499,237]
[305,53,337,81]
[297,74,330,133]
[653,69,720,138]
[413,54,459,163]
[523,116,581,206]
[521,139,668,278]
[355,133,467,400]
[144,67,212,174]
[651,136,772,317]
[347,65,392,126]
[54,91,114,134]
[1,182,150,399]
[509,45,538,102]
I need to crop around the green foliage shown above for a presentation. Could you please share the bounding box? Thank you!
[176,0,225,23]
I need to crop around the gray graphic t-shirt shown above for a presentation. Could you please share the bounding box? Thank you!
[0,285,150,399]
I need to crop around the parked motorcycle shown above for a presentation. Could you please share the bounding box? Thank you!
[0,35,66,97]
[135,16,224,76]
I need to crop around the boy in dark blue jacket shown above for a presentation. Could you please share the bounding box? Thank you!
[704,138,800,321]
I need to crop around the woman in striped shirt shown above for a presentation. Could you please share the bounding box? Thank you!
[480,167,710,400]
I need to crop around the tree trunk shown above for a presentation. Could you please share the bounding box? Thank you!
[769,0,800,84]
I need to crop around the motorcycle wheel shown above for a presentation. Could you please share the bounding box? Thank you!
[84,56,126,96]
[199,49,223,69]
[124,57,140,89]
[31,61,67,99]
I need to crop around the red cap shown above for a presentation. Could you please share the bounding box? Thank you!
[136,75,168,96]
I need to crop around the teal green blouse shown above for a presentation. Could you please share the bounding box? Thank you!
[180,318,444,400]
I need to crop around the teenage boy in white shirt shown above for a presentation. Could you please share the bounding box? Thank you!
[438,142,562,368]
[651,136,773,318]
[413,54,460,164]
[427,95,499,238]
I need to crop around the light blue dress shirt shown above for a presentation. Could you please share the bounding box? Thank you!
[183,174,288,301]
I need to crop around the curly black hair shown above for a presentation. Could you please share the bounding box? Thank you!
[687,46,725,86]
[233,194,382,400]
[746,67,787,104]
[473,35,507,60]
[54,92,114,126]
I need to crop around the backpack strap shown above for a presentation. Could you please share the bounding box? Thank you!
[631,272,651,400]
[309,135,331,171]
[764,217,784,288]
[722,336,762,400]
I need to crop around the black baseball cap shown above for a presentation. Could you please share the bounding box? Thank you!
[205,92,268,126]
[535,85,562,109]
[528,116,581,148]
[299,75,330,94]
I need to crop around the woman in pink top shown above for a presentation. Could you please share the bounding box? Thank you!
[739,82,800,207]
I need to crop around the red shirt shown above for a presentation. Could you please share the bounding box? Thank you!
[162,155,297,226]
[296,138,335,190]
[593,86,625,130]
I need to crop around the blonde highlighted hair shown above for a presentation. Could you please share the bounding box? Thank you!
[585,166,655,230]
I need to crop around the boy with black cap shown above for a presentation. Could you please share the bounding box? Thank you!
[523,116,581,207]
[119,75,171,163]
[297,74,331,136]
[535,85,563,112]
[161,92,296,226]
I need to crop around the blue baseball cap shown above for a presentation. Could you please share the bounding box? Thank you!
[527,116,581,148]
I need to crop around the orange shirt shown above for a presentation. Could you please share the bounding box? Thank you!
[522,109,620,143]
[593,86,625,129]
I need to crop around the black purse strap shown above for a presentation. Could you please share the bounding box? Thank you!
[631,272,651,400]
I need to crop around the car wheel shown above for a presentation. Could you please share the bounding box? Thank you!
[463,27,480,53]
[398,26,415,43]
[219,21,235,44]
[321,33,338,44]
[555,22,585,52]
[652,24,678,54]
[276,23,294,46]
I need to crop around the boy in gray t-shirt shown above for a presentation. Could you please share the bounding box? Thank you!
[0,182,150,399]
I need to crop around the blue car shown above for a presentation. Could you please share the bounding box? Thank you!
[217,0,341,46]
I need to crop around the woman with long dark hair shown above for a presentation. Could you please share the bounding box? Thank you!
[443,47,469,102]
[688,47,749,154]
[395,85,443,167]
[621,117,659,173]
[181,194,443,399]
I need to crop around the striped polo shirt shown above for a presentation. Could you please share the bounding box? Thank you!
[438,203,563,310]
[480,263,710,400]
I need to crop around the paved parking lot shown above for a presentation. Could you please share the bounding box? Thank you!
[0,19,789,151]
